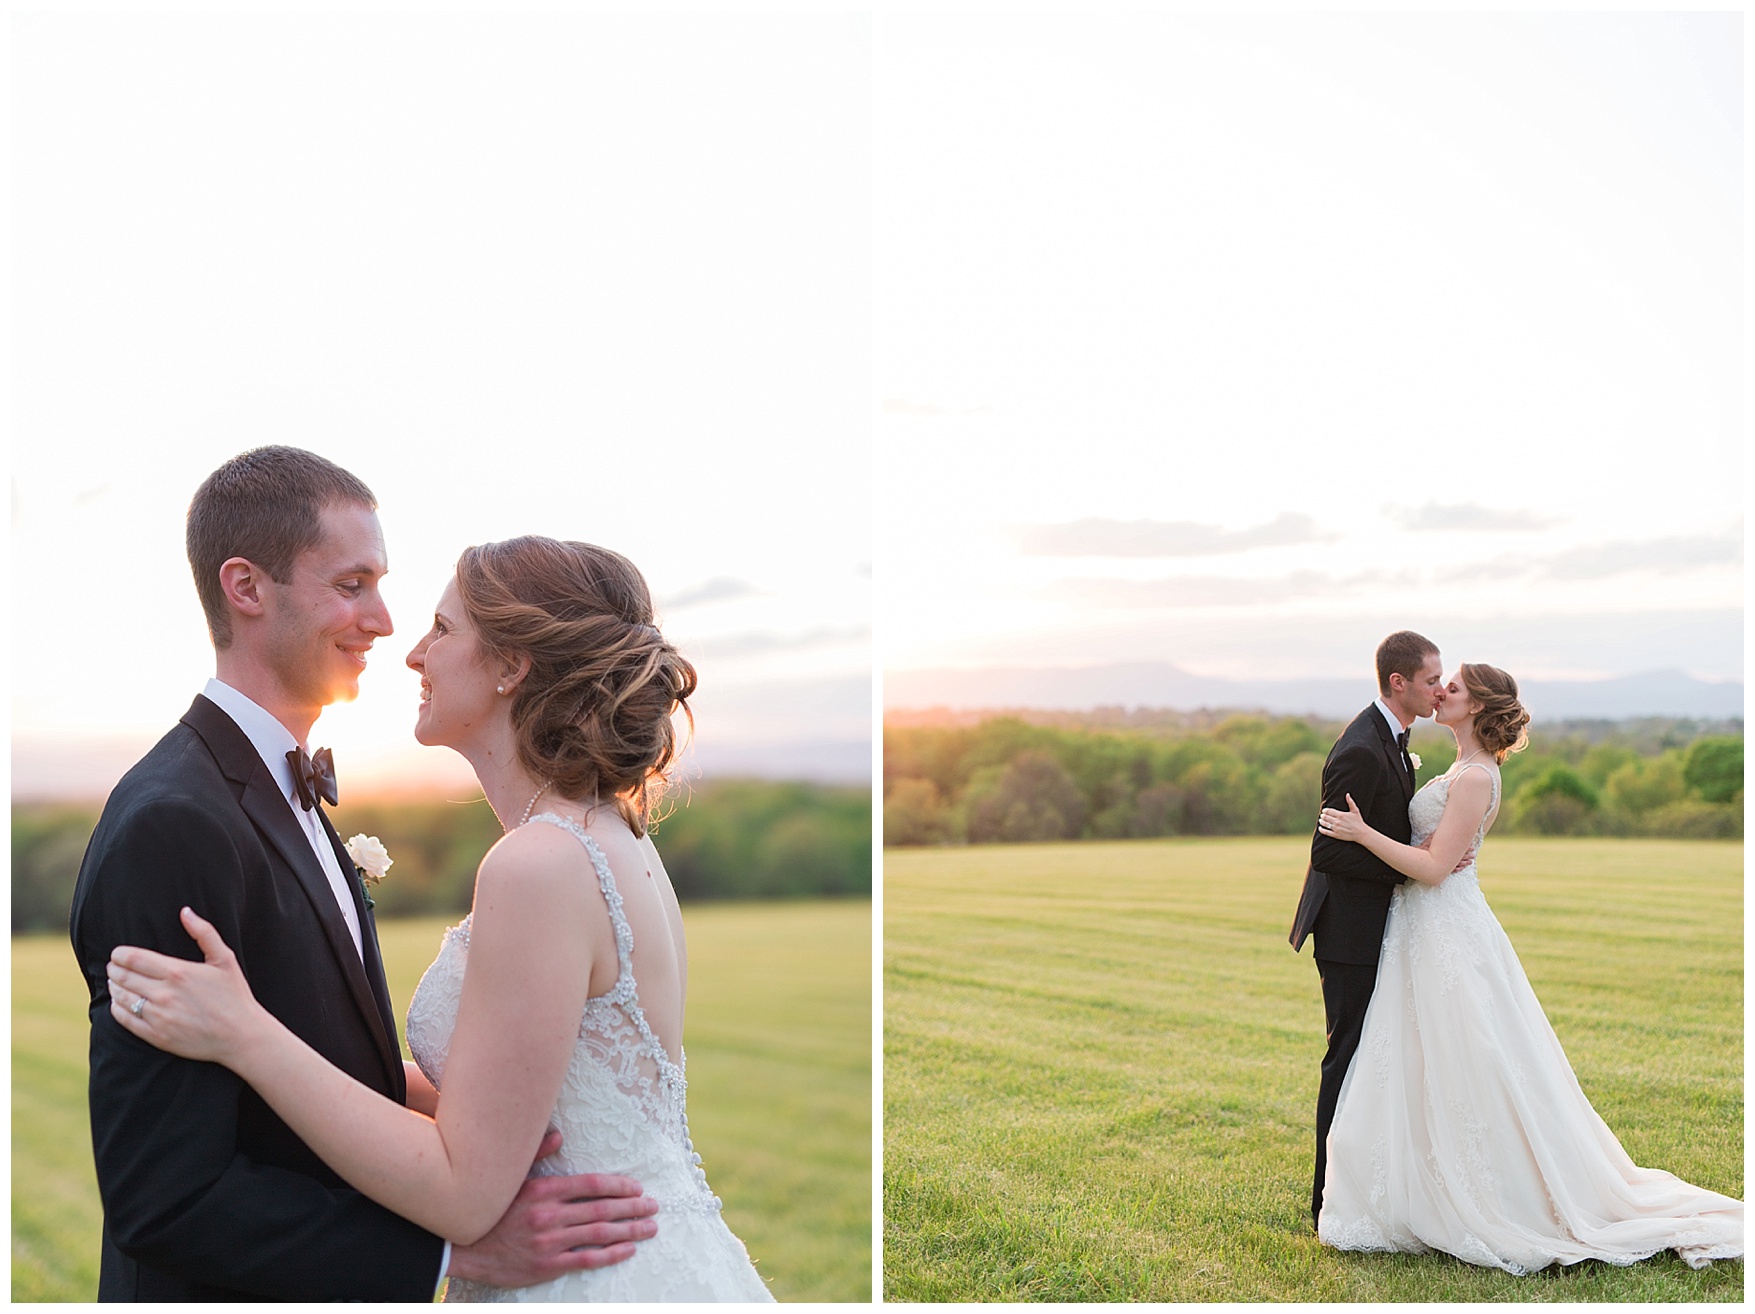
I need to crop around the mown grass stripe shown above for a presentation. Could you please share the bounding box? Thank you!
[884,836,1741,1302]
[16,899,870,1303]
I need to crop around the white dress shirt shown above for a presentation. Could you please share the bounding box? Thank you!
[1373,698,1409,746]
[201,679,363,960]
[1374,698,1415,790]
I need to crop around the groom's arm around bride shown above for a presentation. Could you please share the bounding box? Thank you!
[73,755,447,1301]
[1289,635,1435,960]
[1290,709,1414,956]
[75,784,651,1301]
[68,447,655,1301]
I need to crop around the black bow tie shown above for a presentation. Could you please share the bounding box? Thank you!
[288,746,339,810]
[1396,729,1411,753]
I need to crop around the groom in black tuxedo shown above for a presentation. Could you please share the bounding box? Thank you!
[1288,629,1444,1228]
[70,447,655,1300]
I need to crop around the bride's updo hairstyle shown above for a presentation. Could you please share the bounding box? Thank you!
[455,536,697,836]
[1459,663,1531,764]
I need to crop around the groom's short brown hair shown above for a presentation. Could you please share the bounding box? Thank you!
[187,446,377,648]
[1375,630,1439,694]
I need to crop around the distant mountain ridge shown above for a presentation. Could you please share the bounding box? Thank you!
[885,663,1743,721]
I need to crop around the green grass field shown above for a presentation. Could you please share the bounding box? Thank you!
[884,838,1743,1302]
[15,899,871,1303]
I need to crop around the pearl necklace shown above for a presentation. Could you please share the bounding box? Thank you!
[1446,749,1489,778]
[515,778,554,829]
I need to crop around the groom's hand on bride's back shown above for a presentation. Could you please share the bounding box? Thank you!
[445,1130,659,1288]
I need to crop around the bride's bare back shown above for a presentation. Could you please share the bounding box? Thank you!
[413,806,773,1301]
[475,806,688,1067]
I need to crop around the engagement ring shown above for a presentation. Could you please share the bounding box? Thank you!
[130,996,145,1018]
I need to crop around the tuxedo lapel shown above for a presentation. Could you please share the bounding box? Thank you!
[1367,709,1415,802]
[1392,736,1415,800]
[314,808,405,1097]
[237,778,403,1091]
[182,697,402,1093]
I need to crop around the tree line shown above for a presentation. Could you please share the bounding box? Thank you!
[884,709,1743,847]
[12,778,871,934]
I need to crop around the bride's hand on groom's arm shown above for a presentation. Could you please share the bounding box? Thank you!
[1323,774,1491,886]
[446,1131,659,1287]
[111,911,658,1286]
[107,907,273,1065]
[1317,795,1372,844]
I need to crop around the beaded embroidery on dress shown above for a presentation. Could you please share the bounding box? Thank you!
[406,814,774,1302]
[1318,764,1742,1272]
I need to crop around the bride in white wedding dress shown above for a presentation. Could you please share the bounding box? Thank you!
[1314,663,1742,1274]
[105,537,774,1302]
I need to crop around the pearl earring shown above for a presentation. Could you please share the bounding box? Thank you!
[497,685,506,695]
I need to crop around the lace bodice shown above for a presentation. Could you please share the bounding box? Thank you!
[404,814,772,1302]
[1407,762,1499,876]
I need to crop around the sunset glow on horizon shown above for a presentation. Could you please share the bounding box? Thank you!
[878,12,1741,687]
[13,12,872,799]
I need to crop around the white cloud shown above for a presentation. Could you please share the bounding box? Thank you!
[1540,534,1742,580]
[681,625,870,660]
[885,607,1744,686]
[1017,512,1335,558]
[1044,569,1414,610]
[1437,532,1743,584]
[661,576,761,610]
[1387,503,1562,532]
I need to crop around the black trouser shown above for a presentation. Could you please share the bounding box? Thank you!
[1312,957,1378,1226]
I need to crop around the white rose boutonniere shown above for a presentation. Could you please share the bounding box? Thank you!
[1408,752,1422,771]
[345,834,393,909]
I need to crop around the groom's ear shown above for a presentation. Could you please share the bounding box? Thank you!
[218,557,269,620]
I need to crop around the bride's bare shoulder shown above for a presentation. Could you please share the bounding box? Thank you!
[1443,763,1496,810]
[473,810,662,898]
[475,818,599,903]
[1450,760,1500,789]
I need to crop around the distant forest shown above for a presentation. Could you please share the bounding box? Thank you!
[884,709,1743,847]
[13,778,871,935]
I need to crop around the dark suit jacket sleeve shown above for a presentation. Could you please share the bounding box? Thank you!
[1308,741,1404,886]
[79,799,445,1301]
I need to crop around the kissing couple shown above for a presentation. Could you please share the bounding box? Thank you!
[72,446,774,1301]
[1290,631,1742,1273]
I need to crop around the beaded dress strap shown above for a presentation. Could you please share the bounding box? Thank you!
[1451,759,1500,811]
[524,813,682,1078]
[523,813,719,1209]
